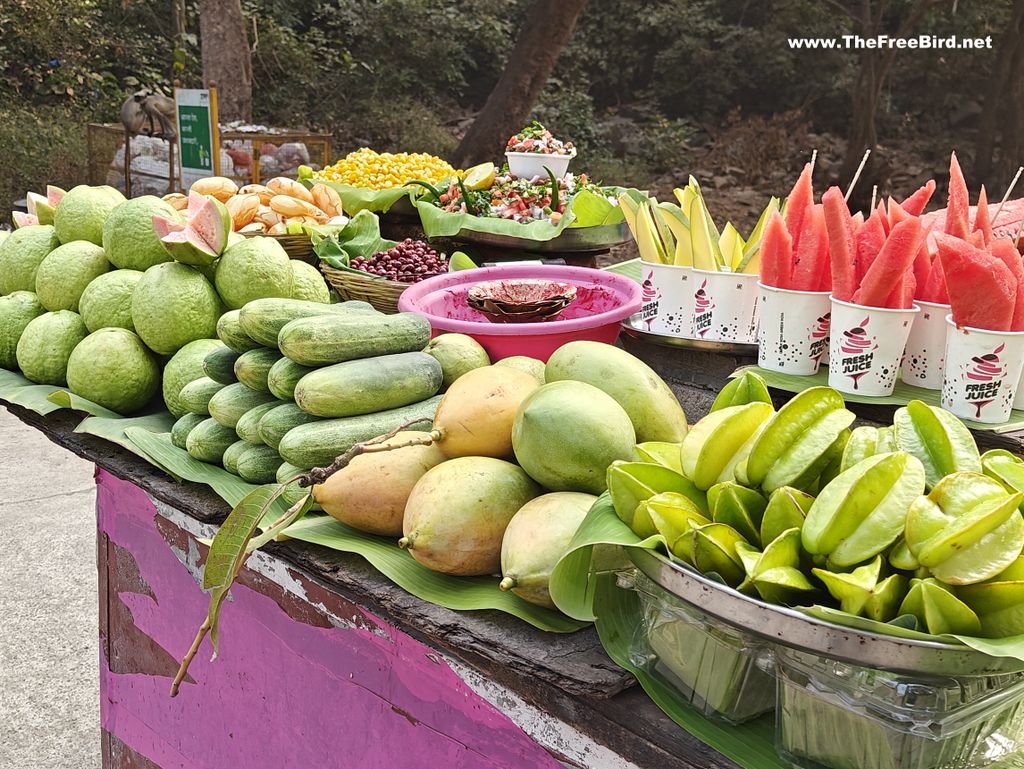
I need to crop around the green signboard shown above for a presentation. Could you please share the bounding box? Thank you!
[175,88,220,186]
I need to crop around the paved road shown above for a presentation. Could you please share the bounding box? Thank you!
[0,408,100,768]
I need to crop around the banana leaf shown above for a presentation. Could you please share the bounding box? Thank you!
[416,187,637,242]
[603,257,643,283]
[313,209,398,271]
[741,366,1024,433]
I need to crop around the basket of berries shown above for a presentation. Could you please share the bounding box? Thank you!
[320,238,449,313]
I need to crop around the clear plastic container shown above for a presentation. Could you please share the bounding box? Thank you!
[775,646,1024,769]
[619,569,776,724]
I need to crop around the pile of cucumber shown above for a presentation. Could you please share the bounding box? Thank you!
[168,297,444,500]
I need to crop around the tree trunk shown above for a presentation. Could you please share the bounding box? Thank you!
[974,0,1024,184]
[198,0,252,123]
[452,0,587,168]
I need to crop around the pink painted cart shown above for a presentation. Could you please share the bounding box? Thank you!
[5,404,736,769]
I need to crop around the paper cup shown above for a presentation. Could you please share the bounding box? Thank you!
[631,262,696,338]
[757,283,831,375]
[942,316,1024,424]
[691,269,760,344]
[900,301,951,390]
[828,298,919,396]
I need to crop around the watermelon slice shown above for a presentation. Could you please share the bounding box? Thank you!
[911,238,932,298]
[887,197,911,227]
[919,254,950,304]
[876,201,890,235]
[885,272,916,309]
[974,185,993,246]
[759,210,793,289]
[853,218,925,308]
[784,163,814,254]
[823,186,856,301]
[936,232,1016,331]
[854,210,887,286]
[900,180,936,216]
[991,238,1024,331]
[945,152,970,239]
[791,204,829,291]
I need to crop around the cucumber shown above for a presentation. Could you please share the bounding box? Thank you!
[268,357,314,401]
[238,298,379,348]
[222,440,250,475]
[279,312,431,366]
[236,444,285,484]
[278,395,442,469]
[234,348,283,392]
[178,377,227,416]
[208,382,279,429]
[217,310,260,353]
[257,403,321,449]
[203,346,241,384]
[170,412,206,450]
[185,417,239,464]
[277,461,321,509]
[294,352,442,418]
[235,400,285,444]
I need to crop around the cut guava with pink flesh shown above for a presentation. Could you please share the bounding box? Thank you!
[154,192,230,267]
[12,211,38,228]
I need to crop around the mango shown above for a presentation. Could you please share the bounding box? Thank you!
[513,381,636,494]
[494,355,545,383]
[431,365,540,458]
[499,492,596,609]
[400,457,540,576]
[313,431,447,536]
[544,341,687,442]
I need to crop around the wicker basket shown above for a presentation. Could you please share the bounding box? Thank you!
[242,231,317,264]
[320,261,409,313]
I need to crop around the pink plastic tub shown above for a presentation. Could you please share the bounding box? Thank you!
[397,264,642,361]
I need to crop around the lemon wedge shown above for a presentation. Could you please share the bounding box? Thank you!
[463,162,497,191]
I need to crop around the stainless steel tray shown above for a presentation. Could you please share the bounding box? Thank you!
[628,548,1024,677]
[446,222,629,254]
[620,319,759,356]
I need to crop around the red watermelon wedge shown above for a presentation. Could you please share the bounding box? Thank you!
[912,238,932,298]
[854,210,887,285]
[823,186,856,301]
[784,163,814,253]
[884,272,916,309]
[888,197,910,227]
[759,209,794,289]
[792,204,829,291]
[853,218,925,308]
[974,185,993,247]
[900,180,936,216]
[991,238,1024,331]
[936,232,1016,331]
[919,253,950,304]
[945,152,970,239]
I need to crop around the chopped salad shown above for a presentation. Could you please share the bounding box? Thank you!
[506,121,575,156]
[434,169,608,224]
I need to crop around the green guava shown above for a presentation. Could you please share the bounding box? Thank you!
[34,240,110,312]
[0,291,45,369]
[15,310,89,385]
[53,185,126,245]
[102,196,181,271]
[290,260,331,303]
[131,262,222,355]
[78,269,144,332]
[0,224,61,294]
[65,328,160,414]
[215,237,293,309]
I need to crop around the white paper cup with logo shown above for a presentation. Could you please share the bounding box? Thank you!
[757,283,832,374]
[691,269,760,344]
[827,298,919,397]
[630,262,696,338]
[900,301,951,390]
[942,316,1024,424]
